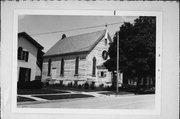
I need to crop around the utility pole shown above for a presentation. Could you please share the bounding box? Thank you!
[116,32,119,94]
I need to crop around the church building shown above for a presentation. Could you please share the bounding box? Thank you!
[42,29,112,87]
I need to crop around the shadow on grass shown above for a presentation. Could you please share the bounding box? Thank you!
[17,96,36,102]
[18,88,69,95]
[99,91,133,95]
[46,86,105,92]
[34,94,94,100]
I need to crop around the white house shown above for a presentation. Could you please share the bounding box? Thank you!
[42,29,112,86]
[18,32,44,83]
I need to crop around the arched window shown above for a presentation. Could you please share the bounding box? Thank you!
[48,59,51,76]
[74,57,79,76]
[60,58,64,76]
[18,47,23,60]
[92,57,96,77]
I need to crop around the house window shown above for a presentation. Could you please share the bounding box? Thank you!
[22,51,29,62]
[22,51,26,60]
[18,47,23,60]
[48,59,51,76]
[100,71,106,77]
[18,47,29,62]
[25,51,29,61]
[74,57,79,76]
[98,71,107,78]
[92,57,96,77]
[60,58,64,76]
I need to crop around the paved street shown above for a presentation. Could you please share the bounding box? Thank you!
[18,94,155,109]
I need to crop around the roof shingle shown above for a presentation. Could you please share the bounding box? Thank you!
[44,30,108,57]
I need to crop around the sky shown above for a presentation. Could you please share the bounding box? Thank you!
[18,15,138,52]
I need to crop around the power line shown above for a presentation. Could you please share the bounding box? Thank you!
[30,20,133,36]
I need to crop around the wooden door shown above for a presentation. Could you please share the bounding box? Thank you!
[19,67,31,82]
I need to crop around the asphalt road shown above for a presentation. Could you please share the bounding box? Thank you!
[19,94,155,109]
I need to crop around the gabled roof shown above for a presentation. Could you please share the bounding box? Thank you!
[18,32,44,50]
[44,29,112,57]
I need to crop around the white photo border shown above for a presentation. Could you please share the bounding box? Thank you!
[12,10,162,115]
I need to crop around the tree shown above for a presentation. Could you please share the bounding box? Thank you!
[104,16,156,88]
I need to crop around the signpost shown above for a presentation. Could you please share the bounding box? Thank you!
[116,32,120,94]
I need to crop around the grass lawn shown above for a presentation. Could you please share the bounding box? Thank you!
[17,96,36,102]
[34,94,94,100]
[18,88,69,95]
[99,91,133,95]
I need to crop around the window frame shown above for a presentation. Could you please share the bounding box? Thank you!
[48,59,51,76]
[60,58,64,76]
[92,57,96,77]
[18,47,29,62]
[74,57,79,76]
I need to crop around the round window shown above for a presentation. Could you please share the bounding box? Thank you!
[102,50,108,60]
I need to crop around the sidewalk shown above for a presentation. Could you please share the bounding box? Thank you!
[17,89,134,105]
[17,89,92,104]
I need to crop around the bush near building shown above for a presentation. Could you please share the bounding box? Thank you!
[45,80,111,91]
[18,80,43,89]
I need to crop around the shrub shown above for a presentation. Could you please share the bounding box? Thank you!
[99,84,104,88]
[73,81,78,88]
[84,82,89,89]
[90,82,96,89]
[78,84,82,89]
[67,82,73,87]
[45,82,49,87]
[17,82,26,89]
[18,80,43,89]
[104,86,113,91]
[31,80,43,89]
[60,81,64,87]
[51,83,60,87]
